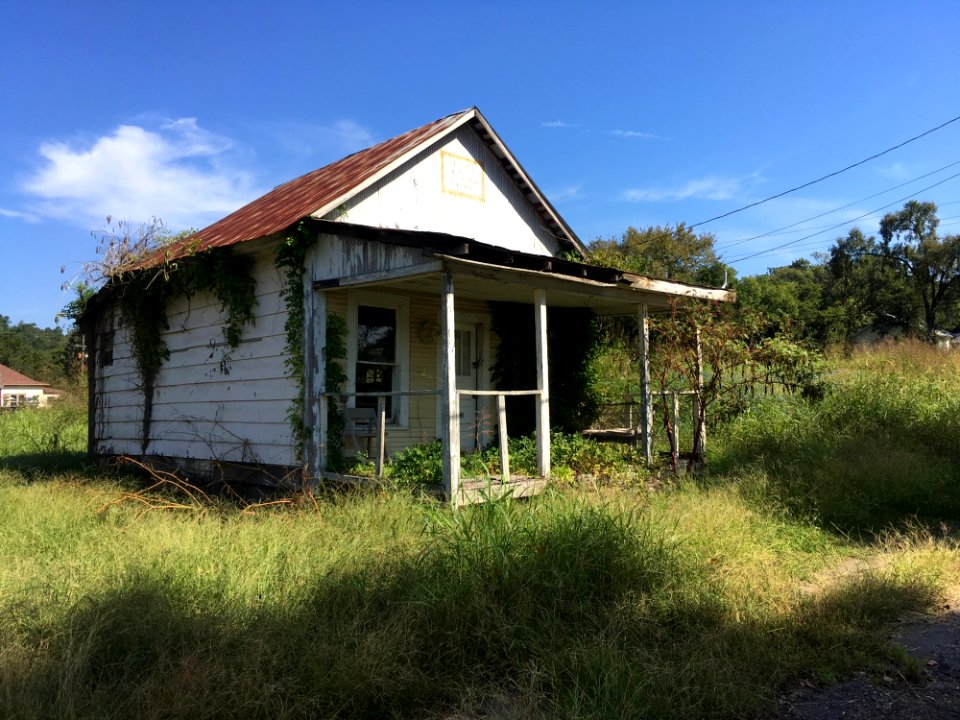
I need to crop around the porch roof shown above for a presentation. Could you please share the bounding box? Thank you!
[309,219,735,314]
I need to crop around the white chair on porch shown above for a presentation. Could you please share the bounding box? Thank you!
[343,407,380,458]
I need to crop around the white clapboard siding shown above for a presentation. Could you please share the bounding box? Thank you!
[341,124,560,257]
[94,248,298,465]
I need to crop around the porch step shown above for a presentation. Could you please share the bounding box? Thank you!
[458,476,548,504]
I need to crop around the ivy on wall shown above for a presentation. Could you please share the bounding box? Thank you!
[324,313,347,472]
[113,247,258,451]
[274,220,350,470]
[275,223,313,460]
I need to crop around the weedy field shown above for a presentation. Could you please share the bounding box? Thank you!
[1,343,958,720]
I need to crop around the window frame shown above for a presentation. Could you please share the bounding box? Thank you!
[346,291,410,427]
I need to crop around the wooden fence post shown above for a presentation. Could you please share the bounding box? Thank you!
[638,304,653,465]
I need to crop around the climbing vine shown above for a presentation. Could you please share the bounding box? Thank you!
[275,222,315,459]
[324,313,348,472]
[112,248,258,450]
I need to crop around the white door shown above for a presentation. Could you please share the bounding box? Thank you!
[455,321,486,452]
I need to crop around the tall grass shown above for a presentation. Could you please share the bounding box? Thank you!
[711,340,960,532]
[0,472,950,719]
[2,344,958,718]
[0,395,87,473]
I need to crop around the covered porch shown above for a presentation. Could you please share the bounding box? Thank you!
[301,221,732,505]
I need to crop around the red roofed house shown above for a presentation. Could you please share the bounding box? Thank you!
[0,363,59,408]
[82,108,733,503]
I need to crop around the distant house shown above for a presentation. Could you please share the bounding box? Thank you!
[0,363,59,408]
[83,107,734,502]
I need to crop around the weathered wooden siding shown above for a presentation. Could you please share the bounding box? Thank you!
[93,248,298,466]
[322,287,492,458]
[333,125,561,257]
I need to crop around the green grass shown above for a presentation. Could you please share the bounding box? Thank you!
[710,341,960,532]
[0,395,87,474]
[1,345,959,719]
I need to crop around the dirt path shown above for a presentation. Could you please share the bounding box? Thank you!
[778,589,960,719]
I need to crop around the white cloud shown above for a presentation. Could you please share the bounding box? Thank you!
[21,119,261,229]
[0,207,37,221]
[608,129,660,140]
[541,120,578,129]
[547,184,582,201]
[874,162,910,180]
[271,119,376,159]
[623,176,742,202]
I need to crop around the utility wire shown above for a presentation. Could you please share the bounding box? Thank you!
[726,171,960,265]
[714,159,960,251]
[760,211,960,255]
[689,112,960,230]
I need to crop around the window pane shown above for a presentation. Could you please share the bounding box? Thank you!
[357,306,396,363]
[355,365,393,416]
[455,330,472,377]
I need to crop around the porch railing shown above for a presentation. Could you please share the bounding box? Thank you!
[321,390,439,478]
[320,388,542,483]
[590,389,705,463]
[457,389,540,483]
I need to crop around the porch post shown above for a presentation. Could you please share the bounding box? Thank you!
[534,288,550,478]
[304,278,328,478]
[440,271,461,505]
[638,304,653,466]
[693,324,706,462]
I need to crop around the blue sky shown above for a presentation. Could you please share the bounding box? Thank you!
[3,0,960,327]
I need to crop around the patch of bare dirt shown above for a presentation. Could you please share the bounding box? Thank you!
[777,588,960,720]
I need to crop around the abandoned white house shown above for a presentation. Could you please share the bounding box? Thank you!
[84,107,733,503]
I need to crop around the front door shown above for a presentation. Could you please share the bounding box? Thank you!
[455,321,485,452]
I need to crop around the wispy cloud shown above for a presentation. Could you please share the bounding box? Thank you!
[623,176,742,202]
[21,119,261,229]
[608,129,660,140]
[0,207,37,221]
[541,120,578,129]
[874,161,911,180]
[547,184,582,201]
[271,119,376,159]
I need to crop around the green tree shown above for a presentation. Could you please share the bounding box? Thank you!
[823,228,915,338]
[588,224,733,286]
[0,314,72,384]
[736,259,840,343]
[878,200,960,336]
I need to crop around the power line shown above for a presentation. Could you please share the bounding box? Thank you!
[726,171,960,265]
[689,112,960,230]
[714,159,960,251]
[760,211,960,255]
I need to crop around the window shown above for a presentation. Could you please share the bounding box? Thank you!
[455,329,473,376]
[98,330,114,367]
[347,293,410,426]
[355,305,397,417]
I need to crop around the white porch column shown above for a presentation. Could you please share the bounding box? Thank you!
[440,272,461,505]
[304,278,328,477]
[534,288,550,478]
[638,303,653,466]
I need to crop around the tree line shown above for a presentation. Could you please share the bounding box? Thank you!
[0,315,80,387]
[590,200,960,346]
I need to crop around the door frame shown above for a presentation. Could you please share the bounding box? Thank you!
[436,311,492,452]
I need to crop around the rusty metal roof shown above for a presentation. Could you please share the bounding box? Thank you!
[145,107,583,267]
